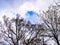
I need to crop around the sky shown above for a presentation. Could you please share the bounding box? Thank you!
[0,0,59,45]
[0,0,59,23]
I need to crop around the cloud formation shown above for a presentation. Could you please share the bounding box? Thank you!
[0,0,58,23]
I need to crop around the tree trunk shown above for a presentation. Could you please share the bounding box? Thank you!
[16,39,19,45]
[54,34,60,45]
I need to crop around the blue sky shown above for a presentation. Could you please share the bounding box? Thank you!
[27,11,37,16]
[26,11,40,24]
[0,0,58,24]
[0,0,13,9]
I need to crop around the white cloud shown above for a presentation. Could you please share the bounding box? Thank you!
[16,0,53,24]
[0,8,16,23]
[16,0,55,17]
[0,0,58,23]
[17,2,39,18]
[34,0,53,11]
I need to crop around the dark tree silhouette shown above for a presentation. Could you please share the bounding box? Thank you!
[0,14,45,45]
[40,3,60,45]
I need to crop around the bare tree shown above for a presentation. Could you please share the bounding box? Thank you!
[0,14,28,45]
[0,14,44,45]
[40,4,60,45]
